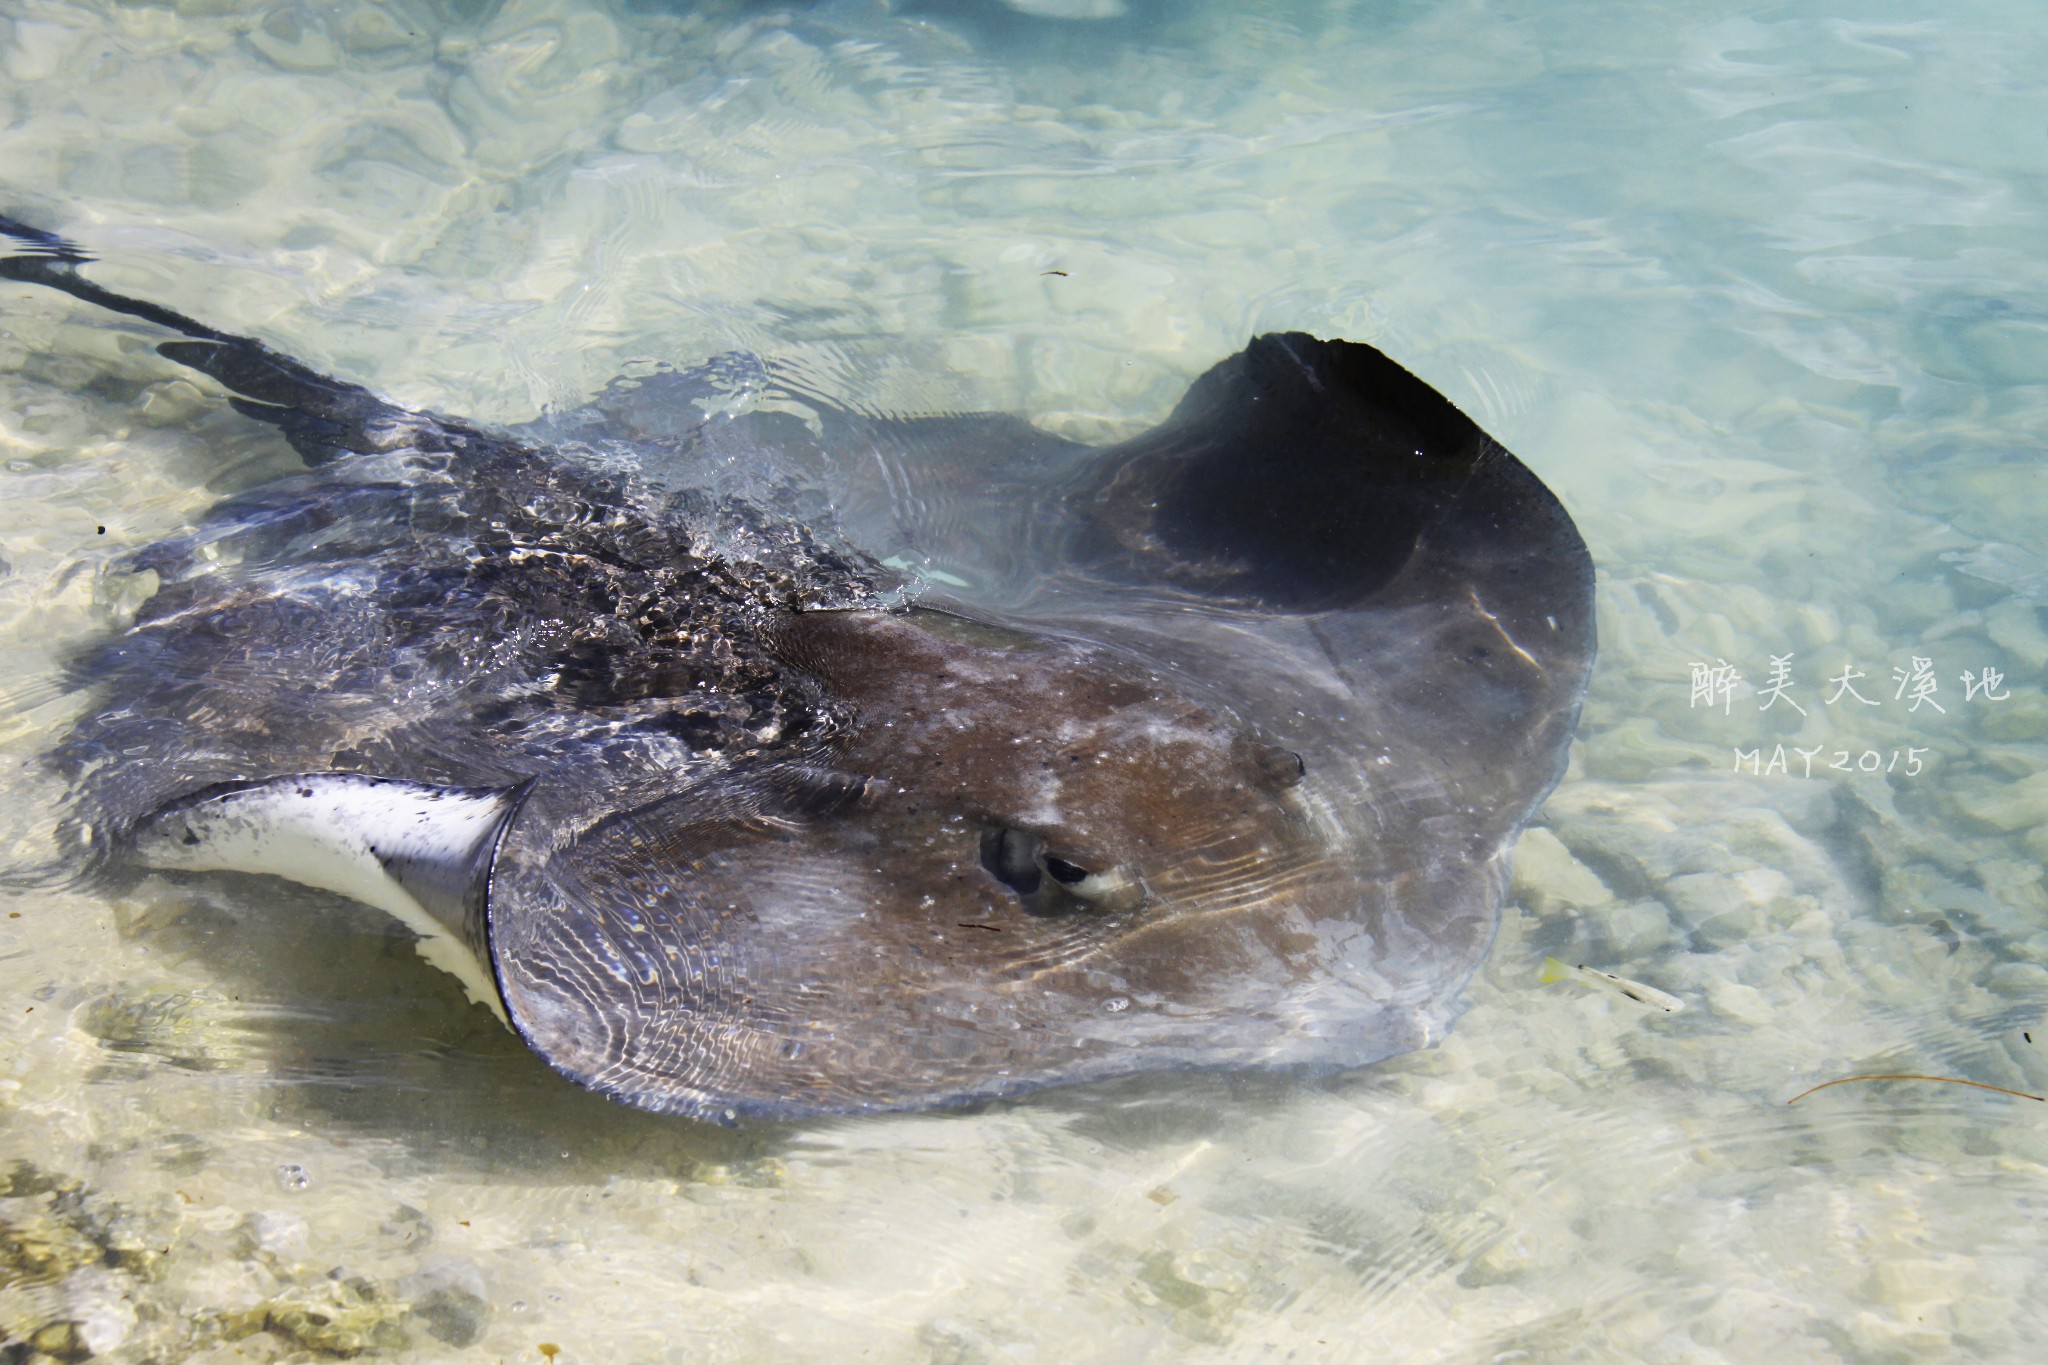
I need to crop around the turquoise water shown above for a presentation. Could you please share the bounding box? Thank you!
[2,0,2046,1359]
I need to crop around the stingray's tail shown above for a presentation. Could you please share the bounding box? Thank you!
[0,212,410,465]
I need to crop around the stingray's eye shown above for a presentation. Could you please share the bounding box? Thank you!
[1040,854,1140,909]
[980,825,1044,896]
[1053,863,1143,912]
[1042,855,1090,885]
[1253,744,1307,789]
[980,825,1142,915]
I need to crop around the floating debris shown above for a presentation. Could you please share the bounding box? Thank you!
[1540,956,1685,1013]
[1786,1074,2046,1105]
[1925,916,1963,955]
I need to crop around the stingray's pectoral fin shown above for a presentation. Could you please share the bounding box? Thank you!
[470,760,887,1117]
[1069,333,1595,810]
[1077,333,1594,625]
[130,773,532,1020]
[1,215,402,466]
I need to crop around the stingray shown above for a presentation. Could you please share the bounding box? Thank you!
[0,215,1594,1119]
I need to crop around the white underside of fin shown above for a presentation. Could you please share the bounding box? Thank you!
[133,775,516,1024]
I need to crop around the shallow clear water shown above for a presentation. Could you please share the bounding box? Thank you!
[2,0,2046,1360]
